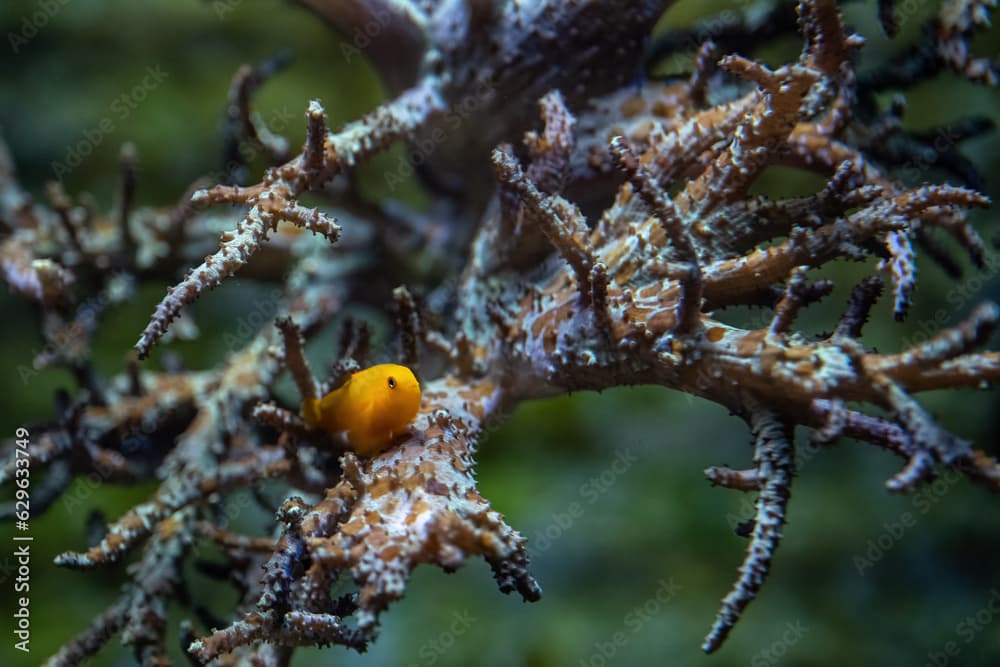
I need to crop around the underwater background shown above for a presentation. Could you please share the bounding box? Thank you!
[1,1,999,665]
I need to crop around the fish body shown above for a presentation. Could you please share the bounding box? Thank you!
[302,364,421,456]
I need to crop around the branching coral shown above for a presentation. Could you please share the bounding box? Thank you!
[2,0,999,664]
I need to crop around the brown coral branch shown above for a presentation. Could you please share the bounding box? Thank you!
[275,317,318,402]
[610,136,703,333]
[833,276,884,338]
[223,53,293,183]
[867,372,967,491]
[42,599,129,667]
[878,0,899,36]
[685,56,819,214]
[871,302,999,373]
[703,407,795,652]
[46,181,85,259]
[889,351,1000,393]
[393,285,422,372]
[702,185,987,307]
[589,262,615,342]
[769,267,814,335]
[337,317,371,367]
[884,228,917,319]
[0,239,75,307]
[523,90,575,196]
[934,0,999,85]
[492,146,595,299]
[200,523,276,554]
[117,142,139,259]
[704,465,764,491]
[860,0,998,92]
[303,99,328,176]
[135,83,444,357]
[688,40,717,107]
[120,507,197,665]
[54,448,289,568]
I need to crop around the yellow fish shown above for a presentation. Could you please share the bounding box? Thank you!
[301,364,421,456]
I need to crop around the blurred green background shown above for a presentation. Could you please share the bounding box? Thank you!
[1,1,999,666]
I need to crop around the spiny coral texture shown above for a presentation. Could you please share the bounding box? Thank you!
[2,0,1000,664]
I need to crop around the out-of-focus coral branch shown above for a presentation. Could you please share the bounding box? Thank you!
[54,448,288,569]
[135,83,445,358]
[860,0,999,91]
[223,52,293,184]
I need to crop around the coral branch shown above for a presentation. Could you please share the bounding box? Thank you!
[492,146,595,299]
[874,302,999,373]
[589,262,615,341]
[704,466,763,491]
[834,276,884,338]
[275,317,318,402]
[42,600,129,667]
[610,136,703,332]
[117,142,138,258]
[302,99,328,176]
[54,449,289,568]
[688,40,717,107]
[878,0,898,36]
[703,408,795,652]
[393,285,422,372]
[135,83,443,357]
[769,267,814,335]
[884,229,916,319]
[223,53,293,183]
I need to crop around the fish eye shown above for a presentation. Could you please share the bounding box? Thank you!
[387,376,396,389]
